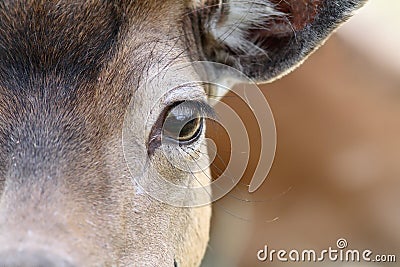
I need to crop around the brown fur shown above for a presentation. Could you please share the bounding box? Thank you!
[0,1,366,266]
[0,1,210,266]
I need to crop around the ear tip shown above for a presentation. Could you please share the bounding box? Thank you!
[243,0,369,82]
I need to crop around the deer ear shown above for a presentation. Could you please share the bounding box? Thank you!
[188,0,366,83]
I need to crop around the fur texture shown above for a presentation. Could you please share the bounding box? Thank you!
[0,0,366,266]
[208,0,284,54]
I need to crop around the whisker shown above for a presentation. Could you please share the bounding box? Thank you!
[197,143,294,203]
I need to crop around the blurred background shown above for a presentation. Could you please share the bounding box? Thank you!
[203,0,400,266]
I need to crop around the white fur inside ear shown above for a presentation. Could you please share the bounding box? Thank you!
[208,0,283,55]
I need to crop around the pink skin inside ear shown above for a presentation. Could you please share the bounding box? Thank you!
[246,0,325,39]
[270,0,324,31]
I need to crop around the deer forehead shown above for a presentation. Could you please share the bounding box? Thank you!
[0,1,189,89]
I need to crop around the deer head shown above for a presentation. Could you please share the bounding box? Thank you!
[0,0,366,266]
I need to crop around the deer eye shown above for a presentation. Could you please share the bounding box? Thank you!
[162,101,204,145]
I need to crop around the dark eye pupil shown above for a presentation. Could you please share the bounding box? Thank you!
[163,104,203,144]
[179,118,199,138]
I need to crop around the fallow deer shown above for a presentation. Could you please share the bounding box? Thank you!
[0,0,366,266]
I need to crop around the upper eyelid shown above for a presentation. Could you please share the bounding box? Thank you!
[163,100,216,124]
[182,100,216,119]
[162,83,216,119]
[163,83,208,106]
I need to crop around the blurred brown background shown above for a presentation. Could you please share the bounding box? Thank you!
[203,0,400,266]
